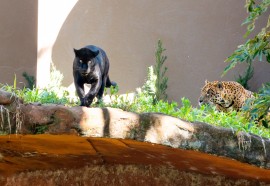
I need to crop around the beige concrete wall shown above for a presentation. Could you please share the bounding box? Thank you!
[50,0,270,106]
[37,0,78,88]
[1,0,265,106]
[0,0,37,87]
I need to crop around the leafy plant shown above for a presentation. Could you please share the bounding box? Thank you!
[235,62,254,89]
[22,72,35,90]
[224,0,270,75]
[242,83,270,127]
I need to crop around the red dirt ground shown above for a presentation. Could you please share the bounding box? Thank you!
[0,134,270,185]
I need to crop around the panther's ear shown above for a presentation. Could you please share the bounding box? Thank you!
[217,81,223,89]
[92,50,99,58]
[87,49,99,59]
[73,48,79,57]
[205,80,209,84]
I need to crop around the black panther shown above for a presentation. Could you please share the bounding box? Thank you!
[73,45,117,107]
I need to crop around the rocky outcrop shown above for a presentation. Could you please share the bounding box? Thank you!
[0,89,270,170]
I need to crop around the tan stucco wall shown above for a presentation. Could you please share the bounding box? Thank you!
[50,0,270,105]
[0,0,37,87]
[2,0,269,106]
[37,0,78,88]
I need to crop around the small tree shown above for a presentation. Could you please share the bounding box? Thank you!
[154,40,168,103]
[141,40,168,104]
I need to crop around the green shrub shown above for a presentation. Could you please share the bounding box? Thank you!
[242,83,270,127]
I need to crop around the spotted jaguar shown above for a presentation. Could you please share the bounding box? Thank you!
[198,80,254,112]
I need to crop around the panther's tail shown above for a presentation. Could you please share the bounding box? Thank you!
[106,76,117,87]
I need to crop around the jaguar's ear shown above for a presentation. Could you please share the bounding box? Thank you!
[217,81,223,89]
[205,80,209,84]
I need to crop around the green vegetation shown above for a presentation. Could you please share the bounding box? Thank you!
[235,62,254,90]
[224,0,270,126]
[2,80,270,138]
[1,64,76,106]
[224,0,270,75]
[22,72,35,90]
[98,84,270,139]
[242,83,270,128]
[31,125,49,134]
[0,39,269,138]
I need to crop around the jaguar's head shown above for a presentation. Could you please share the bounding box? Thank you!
[198,80,227,107]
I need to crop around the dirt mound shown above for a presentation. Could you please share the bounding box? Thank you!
[0,134,270,185]
[0,89,270,184]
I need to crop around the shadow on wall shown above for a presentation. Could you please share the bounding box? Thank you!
[50,0,270,106]
[51,0,121,91]
[51,0,178,97]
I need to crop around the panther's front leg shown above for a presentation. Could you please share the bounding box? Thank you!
[84,80,102,107]
[74,82,86,106]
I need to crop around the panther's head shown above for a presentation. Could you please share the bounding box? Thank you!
[198,80,232,108]
[73,48,99,76]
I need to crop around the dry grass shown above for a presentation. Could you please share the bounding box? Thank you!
[0,96,23,135]
[0,105,11,134]
[1,165,266,186]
